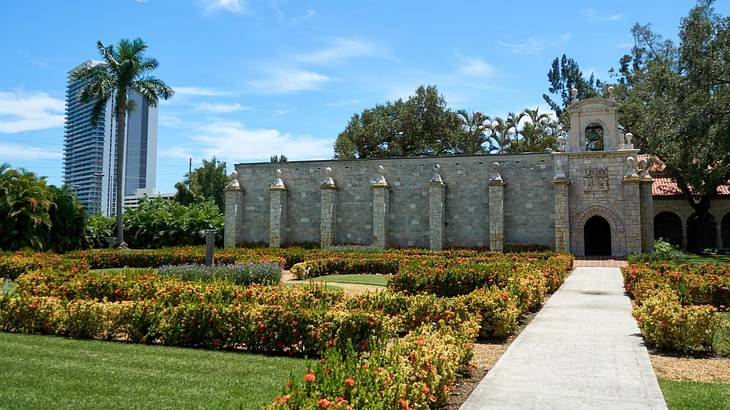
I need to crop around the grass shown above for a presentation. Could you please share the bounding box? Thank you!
[89,267,155,276]
[283,281,343,292]
[681,254,730,264]
[659,379,730,410]
[0,332,307,410]
[310,274,389,287]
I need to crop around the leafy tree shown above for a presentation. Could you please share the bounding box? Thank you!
[618,1,730,251]
[543,54,604,124]
[44,186,86,252]
[71,38,173,248]
[510,108,561,153]
[0,165,53,250]
[174,158,228,213]
[454,110,495,155]
[334,85,465,159]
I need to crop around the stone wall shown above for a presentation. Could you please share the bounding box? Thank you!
[230,154,556,249]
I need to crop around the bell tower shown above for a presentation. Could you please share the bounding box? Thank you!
[563,87,631,152]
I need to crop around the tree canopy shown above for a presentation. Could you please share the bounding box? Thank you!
[174,158,228,213]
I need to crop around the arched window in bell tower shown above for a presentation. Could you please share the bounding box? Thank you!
[585,123,604,151]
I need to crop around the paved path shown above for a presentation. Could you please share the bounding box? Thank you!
[461,267,667,410]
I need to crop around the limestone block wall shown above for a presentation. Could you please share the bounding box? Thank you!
[231,154,555,248]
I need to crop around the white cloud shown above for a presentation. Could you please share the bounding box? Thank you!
[583,9,622,22]
[248,69,331,94]
[0,142,60,160]
[202,0,246,14]
[269,3,315,24]
[0,90,65,133]
[158,145,195,160]
[497,39,545,54]
[295,38,380,65]
[173,86,234,97]
[191,120,333,161]
[195,102,250,113]
[457,56,496,77]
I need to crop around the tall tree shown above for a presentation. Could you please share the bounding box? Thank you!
[334,85,465,159]
[454,110,494,154]
[0,165,53,250]
[543,54,603,124]
[71,38,173,248]
[174,158,228,213]
[621,0,730,250]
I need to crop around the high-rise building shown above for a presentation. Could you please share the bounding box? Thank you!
[63,60,158,216]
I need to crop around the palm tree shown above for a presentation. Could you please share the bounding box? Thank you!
[71,38,173,248]
[455,110,493,154]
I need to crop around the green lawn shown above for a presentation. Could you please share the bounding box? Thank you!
[659,379,730,410]
[0,332,306,410]
[89,267,155,276]
[682,254,730,264]
[310,274,389,287]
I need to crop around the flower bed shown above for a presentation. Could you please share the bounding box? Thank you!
[157,263,282,286]
[624,262,729,353]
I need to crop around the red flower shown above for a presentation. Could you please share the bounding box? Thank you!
[422,385,431,395]
[275,394,291,404]
[304,373,316,383]
[343,378,355,388]
[318,398,331,409]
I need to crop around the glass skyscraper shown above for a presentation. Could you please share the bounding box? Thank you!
[63,60,158,216]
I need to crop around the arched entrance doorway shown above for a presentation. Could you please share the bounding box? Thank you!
[584,215,611,256]
[654,212,683,247]
[722,213,730,249]
[687,213,716,252]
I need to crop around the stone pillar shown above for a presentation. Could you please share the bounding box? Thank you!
[371,165,389,248]
[320,167,337,249]
[639,160,655,253]
[488,162,505,252]
[552,154,570,252]
[716,223,723,250]
[428,164,446,250]
[224,170,244,248]
[681,218,688,250]
[623,157,642,255]
[269,169,287,248]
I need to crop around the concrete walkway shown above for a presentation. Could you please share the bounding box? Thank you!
[461,267,667,410]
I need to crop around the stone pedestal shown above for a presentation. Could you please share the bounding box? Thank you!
[639,175,654,253]
[428,179,446,250]
[488,179,505,252]
[372,182,389,249]
[320,183,337,249]
[269,185,287,248]
[552,177,571,252]
[223,173,244,248]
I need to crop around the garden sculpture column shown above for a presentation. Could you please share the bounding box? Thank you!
[224,170,244,248]
[428,164,446,250]
[320,167,337,249]
[269,169,287,248]
[371,165,389,249]
[552,154,570,252]
[488,162,505,252]
[639,159,655,253]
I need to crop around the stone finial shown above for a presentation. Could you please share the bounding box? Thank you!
[321,166,337,189]
[373,164,388,187]
[571,87,578,103]
[557,135,566,152]
[625,132,634,149]
[225,170,241,191]
[554,156,567,180]
[607,86,615,101]
[430,164,444,184]
[489,162,504,185]
[270,168,286,190]
[624,156,639,178]
[638,158,652,180]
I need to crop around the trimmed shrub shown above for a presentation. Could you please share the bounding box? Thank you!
[633,289,722,352]
[290,257,399,279]
[157,263,282,286]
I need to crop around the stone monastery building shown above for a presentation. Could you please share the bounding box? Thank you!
[224,92,730,256]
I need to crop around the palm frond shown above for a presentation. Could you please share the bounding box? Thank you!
[130,77,174,106]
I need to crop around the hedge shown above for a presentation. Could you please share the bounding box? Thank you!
[157,263,282,286]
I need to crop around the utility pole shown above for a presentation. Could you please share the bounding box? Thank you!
[188,157,192,176]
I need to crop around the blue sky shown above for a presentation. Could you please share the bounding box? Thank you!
[1,0,727,193]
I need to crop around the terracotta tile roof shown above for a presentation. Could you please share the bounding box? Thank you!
[638,155,730,197]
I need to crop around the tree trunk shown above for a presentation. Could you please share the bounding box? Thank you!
[679,181,715,253]
[115,93,127,248]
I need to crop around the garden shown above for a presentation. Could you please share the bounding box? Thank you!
[0,246,573,409]
[624,245,730,409]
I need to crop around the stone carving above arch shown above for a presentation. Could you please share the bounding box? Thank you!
[572,205,626,256]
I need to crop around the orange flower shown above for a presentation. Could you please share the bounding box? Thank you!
[275,394,291,404]
[415,336,426,346]
[318,398,331,408]
[422,385,431,395]
[304,373,316,383]
[398,399,412,410]
[343,378,356,388]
